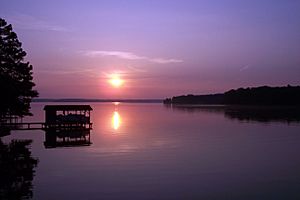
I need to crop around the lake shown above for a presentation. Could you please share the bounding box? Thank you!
[2,102,300,199]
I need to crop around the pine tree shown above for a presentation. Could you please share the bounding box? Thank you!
[0,18,38,118]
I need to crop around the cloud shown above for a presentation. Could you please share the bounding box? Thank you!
[101,69,160,82]
[37,68,97,77]
[127,66,147,73]
[150,58,183,64]
[83,50,183,64]
[239,65,250,71]
[5,14,69,32]
[86,51,145,60]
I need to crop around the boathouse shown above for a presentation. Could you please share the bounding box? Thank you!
[43,105,93,130]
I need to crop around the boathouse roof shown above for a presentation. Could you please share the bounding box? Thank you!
[44,105,93,111]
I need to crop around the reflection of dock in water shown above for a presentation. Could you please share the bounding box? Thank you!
[44,129,91,148]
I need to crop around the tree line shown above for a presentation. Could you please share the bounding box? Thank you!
[164,85,300,106]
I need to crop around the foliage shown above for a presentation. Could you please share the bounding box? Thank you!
[164,94,224,104]
[0,18,38,117]
[223,85,300,105]
[164,85,300,106]
[0,139,38,200]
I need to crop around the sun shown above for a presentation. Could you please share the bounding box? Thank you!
[110,78,123,87]
[109,75,124,88]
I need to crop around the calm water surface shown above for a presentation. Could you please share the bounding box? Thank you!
[3,103,300,199]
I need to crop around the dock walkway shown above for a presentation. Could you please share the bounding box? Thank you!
[0,122,93,130]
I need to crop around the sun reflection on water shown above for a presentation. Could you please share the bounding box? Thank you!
[112,111,121,130]
[113,102,120,106]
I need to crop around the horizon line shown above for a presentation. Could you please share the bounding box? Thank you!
[33,98,163,103]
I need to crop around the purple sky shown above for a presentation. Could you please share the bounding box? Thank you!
[1,0,300,98]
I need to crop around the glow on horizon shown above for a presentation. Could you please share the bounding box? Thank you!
[2,1,300,98]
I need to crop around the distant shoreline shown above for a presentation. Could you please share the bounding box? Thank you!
[33,99,163,103]
[165,104,300,109]
[164,85,300,106]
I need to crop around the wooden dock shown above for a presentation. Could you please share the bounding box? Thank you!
[0,122,92,131]
[0,105,93,136]
[0,122,45,130]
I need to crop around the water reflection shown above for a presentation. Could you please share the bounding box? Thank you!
[0,139,38,200]
[112,111,121,130]
[166,105,300,124]
[224,107,300,123]
[4,103,300,199]
[44,129,91,148]
[113,102,120,106]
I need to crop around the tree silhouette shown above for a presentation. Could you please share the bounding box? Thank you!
[0,139,38,199]
[0,18,38,118]
[164,85,300,105]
